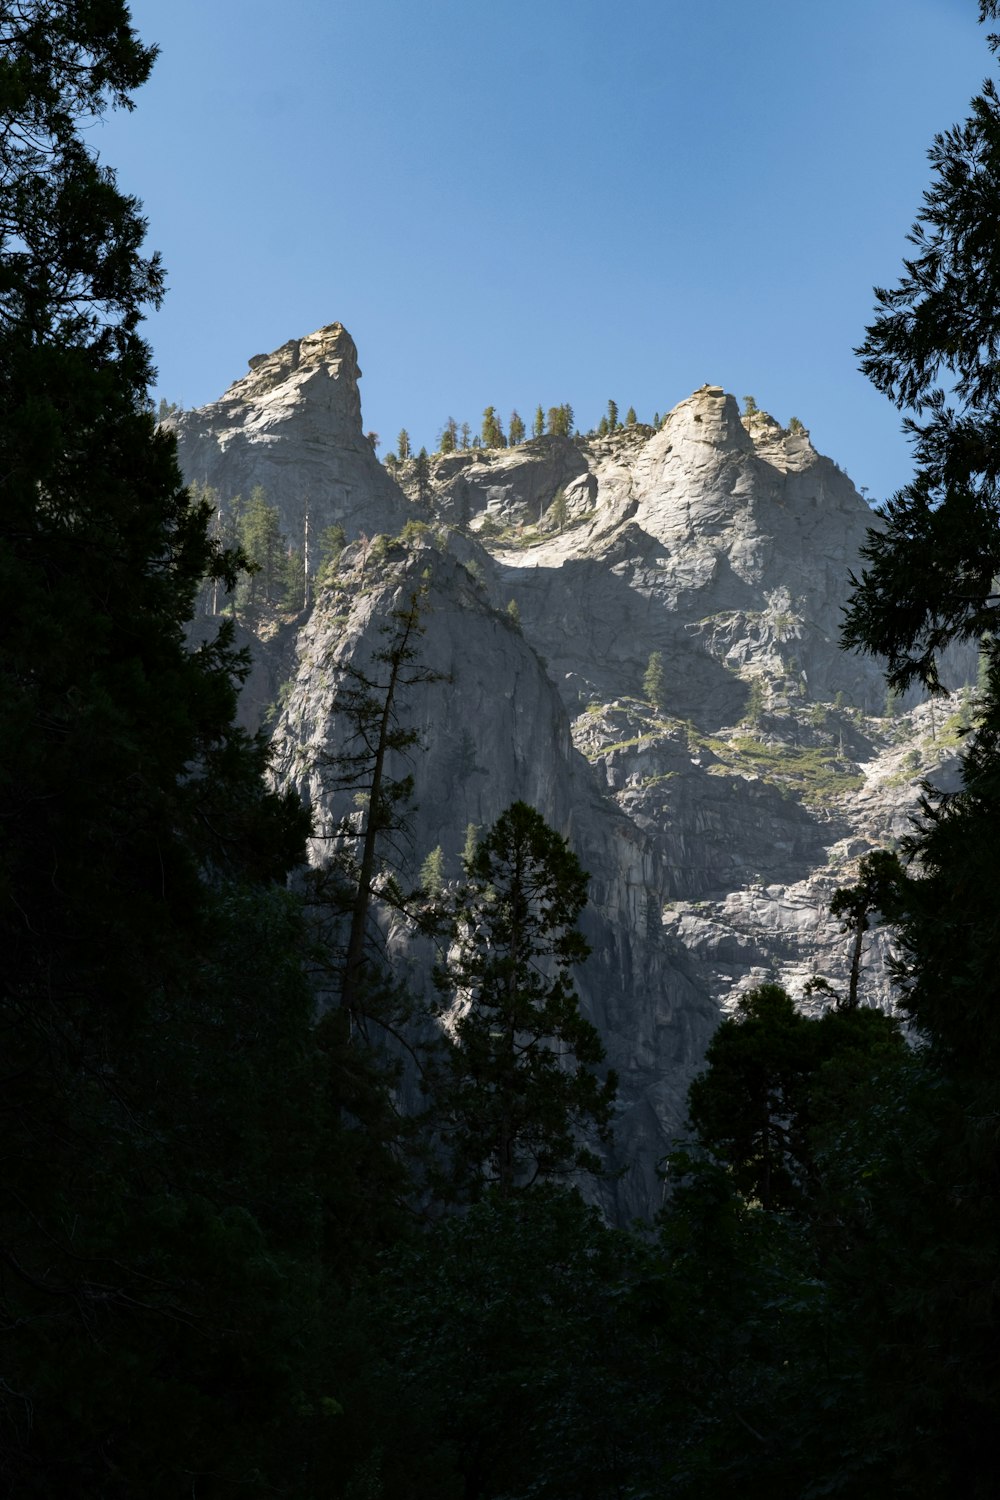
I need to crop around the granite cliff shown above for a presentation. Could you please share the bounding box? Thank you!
[174,323,976,1220]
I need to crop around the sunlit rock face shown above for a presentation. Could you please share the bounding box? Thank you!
[176,325,976,1222]
[173,322,418,548]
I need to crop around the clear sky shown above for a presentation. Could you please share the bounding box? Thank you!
[100,0,992,504]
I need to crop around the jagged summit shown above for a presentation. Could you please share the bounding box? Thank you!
[228,321,363,421]
[173,322,413,546]
[660,384,755,457]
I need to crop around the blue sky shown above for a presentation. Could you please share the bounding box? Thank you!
[101,0,991,503]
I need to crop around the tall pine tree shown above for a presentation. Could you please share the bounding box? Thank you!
[430,803,616,1198]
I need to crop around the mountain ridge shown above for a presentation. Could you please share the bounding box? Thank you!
[173,323,975,1220]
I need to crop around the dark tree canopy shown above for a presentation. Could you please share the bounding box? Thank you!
[844,11,1000,690]
[0,8,367,1492]
[686,984,904,1214]
[431,802,616,1197]
[842,3,1000,1077]
[832,15,1000,1489]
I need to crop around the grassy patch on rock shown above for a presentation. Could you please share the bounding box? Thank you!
[701,735,863,806]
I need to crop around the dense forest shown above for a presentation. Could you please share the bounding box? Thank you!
[2,3,999,1496]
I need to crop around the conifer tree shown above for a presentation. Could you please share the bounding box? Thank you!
[533,404,545,438]
[833,13,1000,1485]
[744,674,766,727]
[547,404,573,437]
[282,543,306,611]
[237,484,286,615]
[643,650,667,710]
[414,444,431,501]
[508,408,525,445]
[686,983,905,1214]
[396,427,411,460]
[481,405,505,448]
[844,18,1000,691]
[462,821,480,869]
[431,803,616,1198]
[316,522,346,584]
[420,845,446,895]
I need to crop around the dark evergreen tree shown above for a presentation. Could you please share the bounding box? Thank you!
[481,404,505,448]
[419,844,446,896]
[430,803,617,1198]
[396,426,411,460]
[844,4,1000,691]
[842,1,1000,1069]
[606,398,619,431]
[743,673,766,727]
[414,444,431,501]
[314,521,346,588]
[831,11,1000,1488]
[508,407,525,445]
[236,483,286,615]
[643,649,667,710]
[547,402,574,437]
[282,541,306,611]
[532,402,545,438]
[686,984,904,1215]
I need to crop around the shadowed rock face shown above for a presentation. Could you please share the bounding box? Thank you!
[175,325,976,1222]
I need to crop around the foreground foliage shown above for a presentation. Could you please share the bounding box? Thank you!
[0,6,394,1493]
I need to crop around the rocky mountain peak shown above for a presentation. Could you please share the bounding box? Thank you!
[173,322,411,546]
[173,323,979,1220]
[218,321,363,439]
[659,384,754,456]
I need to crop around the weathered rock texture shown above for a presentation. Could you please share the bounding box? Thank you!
[175,325,977,1222]
[174,323,421,549]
